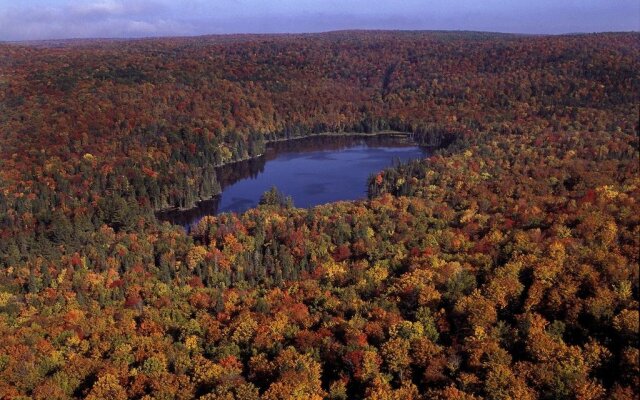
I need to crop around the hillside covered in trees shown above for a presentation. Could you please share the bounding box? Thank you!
[0,31,638,399]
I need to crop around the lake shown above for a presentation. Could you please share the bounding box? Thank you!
[157,135,429,228]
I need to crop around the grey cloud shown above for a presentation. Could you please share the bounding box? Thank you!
[68,0,166,18]
[0,0,183,40]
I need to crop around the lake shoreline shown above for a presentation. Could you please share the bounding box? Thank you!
[155,131,417,215]
[264,130,413,143]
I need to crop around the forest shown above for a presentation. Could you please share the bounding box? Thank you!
[0,31,638,399]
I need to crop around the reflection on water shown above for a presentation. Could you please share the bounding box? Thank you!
[157,135,428,228]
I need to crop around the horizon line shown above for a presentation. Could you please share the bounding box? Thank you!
[3,28,639,44]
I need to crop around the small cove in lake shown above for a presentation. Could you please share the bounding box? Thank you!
[157,135,430,229]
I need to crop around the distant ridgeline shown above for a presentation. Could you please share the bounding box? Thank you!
[0,32,638,398]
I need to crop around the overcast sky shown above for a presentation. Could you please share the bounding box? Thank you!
[1,0,638,41]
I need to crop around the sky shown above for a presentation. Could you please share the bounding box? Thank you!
[0,0,638,41]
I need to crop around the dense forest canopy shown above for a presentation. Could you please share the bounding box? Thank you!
[0,31,638,399]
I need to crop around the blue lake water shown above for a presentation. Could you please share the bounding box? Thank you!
[158,135,428,228]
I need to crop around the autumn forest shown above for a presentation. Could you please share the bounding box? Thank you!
[0,31,638,399]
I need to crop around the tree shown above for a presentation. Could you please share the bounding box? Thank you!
[259,186,294,208]
[86,374,127,400]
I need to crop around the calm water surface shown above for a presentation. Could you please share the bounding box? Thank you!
[158,135,428,228]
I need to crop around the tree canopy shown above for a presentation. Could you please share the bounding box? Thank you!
[0,31,638,399]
